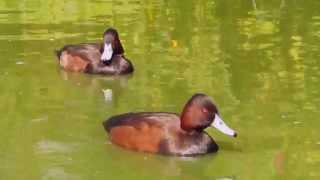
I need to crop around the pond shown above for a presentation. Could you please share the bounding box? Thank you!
[0,0,320,179]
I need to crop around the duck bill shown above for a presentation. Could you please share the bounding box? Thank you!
[211,114,237,137]
[101,43,113,62]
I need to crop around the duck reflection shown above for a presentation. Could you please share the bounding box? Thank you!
[59,70,132,105]
[104,142,237,179]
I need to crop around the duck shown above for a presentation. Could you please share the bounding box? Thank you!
[55,28,134,75]
[103,93,237,156]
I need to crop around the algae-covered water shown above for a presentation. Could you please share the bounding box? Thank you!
[0,0,320,179]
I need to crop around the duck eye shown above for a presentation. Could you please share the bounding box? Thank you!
[201,108,208,113]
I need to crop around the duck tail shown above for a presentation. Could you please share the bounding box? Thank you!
[102,118,117,132]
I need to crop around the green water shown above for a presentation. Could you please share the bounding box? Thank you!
[0,0,320,179]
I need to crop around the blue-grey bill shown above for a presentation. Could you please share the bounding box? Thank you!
[211,114,237,137]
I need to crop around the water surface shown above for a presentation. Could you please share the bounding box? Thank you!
[0,0,320,179]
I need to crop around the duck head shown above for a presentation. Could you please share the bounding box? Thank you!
[101,28,124,62]
[180,93,237,137]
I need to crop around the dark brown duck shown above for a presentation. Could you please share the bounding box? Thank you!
[55,28,134,75]
[103,93,237,156]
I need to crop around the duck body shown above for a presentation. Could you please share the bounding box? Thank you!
[103,112,218,156]
[55,28,134,75]
[103,94,237,156]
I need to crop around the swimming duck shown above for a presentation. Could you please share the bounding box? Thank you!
[103,93,237,156]
[55,28,134,75]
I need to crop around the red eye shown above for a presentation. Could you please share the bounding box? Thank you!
[201,108,208,113]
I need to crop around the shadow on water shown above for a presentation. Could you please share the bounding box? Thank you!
[215,141,241,152]
[101,142,238,180]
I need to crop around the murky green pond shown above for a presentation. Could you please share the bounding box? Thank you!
[1,0,320,179]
